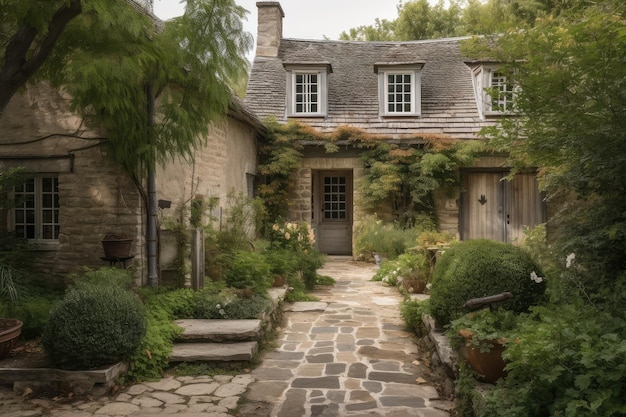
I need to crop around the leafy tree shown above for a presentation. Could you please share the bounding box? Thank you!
[395,0,463,40]
[338,0,582,42]
[0,0,82,115]
[1,0,252,175]
[470,0,626,296]
[339,18,397,41]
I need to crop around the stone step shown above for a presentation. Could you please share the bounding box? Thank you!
[174,319,262,343]
[170,342,258,362]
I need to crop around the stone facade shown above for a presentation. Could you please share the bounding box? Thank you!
[0,83,261,287]
[245,2,547,253]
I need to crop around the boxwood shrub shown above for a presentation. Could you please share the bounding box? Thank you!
[429,239,546,325]
[43,284,146,370]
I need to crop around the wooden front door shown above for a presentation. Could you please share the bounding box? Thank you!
[314,171,353,255]
[461,171,545,243]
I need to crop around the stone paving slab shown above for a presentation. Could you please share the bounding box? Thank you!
[244,258,452,417]
[170,342,258,362]
[174,319,261,342]
[284,302,328,312]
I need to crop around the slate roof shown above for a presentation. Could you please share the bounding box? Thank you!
[245,37,494,141]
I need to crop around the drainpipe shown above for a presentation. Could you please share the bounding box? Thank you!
[147,83,158,286]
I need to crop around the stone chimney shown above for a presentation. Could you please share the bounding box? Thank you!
[256,2,284,57]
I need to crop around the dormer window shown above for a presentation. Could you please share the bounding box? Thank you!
[471,65,517,118]
[375,62,424,117]
[284,64,330,117]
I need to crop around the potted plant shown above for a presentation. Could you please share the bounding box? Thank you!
[0,264,23,360]
[450,307,519,383]
[101,186,134,259]
[101,233,134,259]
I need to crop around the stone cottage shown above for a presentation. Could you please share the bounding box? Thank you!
[245,1,546,256]
[0,83,262,287]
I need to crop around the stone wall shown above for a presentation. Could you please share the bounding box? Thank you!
[0,84,143,287]
[156,115,258,281]
[1,83,259,287]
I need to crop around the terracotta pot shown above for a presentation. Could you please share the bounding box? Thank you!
[272,275,286,287]
[101,238,133,259]
[460,329,507,383]
[0,318,23,360]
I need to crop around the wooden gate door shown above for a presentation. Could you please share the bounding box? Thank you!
[461,171,545,243]
[315,171,353,255]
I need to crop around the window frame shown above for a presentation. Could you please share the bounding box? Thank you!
[11,174,60,248]
[376,63,423,117]
[285,65,329,117]
[472,65,518,118]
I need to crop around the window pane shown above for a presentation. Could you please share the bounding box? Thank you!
[293,72,321,114]
[13,175,60,241]
[42,178,53,192]
[386,72,413,113]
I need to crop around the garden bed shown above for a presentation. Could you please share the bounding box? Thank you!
[0,339,127,397]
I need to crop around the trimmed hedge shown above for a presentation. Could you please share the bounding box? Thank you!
[43,284,146,370]
[429,239,546,325]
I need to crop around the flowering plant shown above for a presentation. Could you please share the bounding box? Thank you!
[266,221,324,289]
[269,221,316,252]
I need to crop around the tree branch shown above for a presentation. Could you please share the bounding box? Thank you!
[0,0,82,115]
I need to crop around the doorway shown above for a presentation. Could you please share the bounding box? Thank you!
[460,171,546,243]
[313,170,353,255]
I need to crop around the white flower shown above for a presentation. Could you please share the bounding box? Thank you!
[216,304,221,309]
[219,309,225,316]
[530,271,543,284]
[566,253,576,268]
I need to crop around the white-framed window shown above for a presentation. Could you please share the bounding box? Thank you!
[489,71,515,112]
[472,65,517,118]
[13,175,60,243]
[285,65,329,117]
[376,64,423,117]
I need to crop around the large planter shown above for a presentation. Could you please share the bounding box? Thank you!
[101,237,133,259]
[459,328,507,383]
[0,318,23,360]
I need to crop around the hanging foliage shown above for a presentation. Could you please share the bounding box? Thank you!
[256,118,484,229]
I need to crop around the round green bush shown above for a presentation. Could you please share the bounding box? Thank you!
[42,285,146,370]
[429,239,546,326]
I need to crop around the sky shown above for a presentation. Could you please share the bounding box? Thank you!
[153,0,403,58]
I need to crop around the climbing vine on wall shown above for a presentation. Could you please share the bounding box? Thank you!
[256,117,484,230]
[358,137,484,226]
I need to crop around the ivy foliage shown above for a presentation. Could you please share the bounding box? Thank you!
[3,0,252,176]
[359,138,483,226]
[257,118,483,228]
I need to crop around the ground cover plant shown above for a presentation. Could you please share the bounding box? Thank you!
[372,230,453,294]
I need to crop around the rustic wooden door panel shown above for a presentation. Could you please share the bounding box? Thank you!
[462,171,544,243]
[507,173,544,244]
[463,172,505,241]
